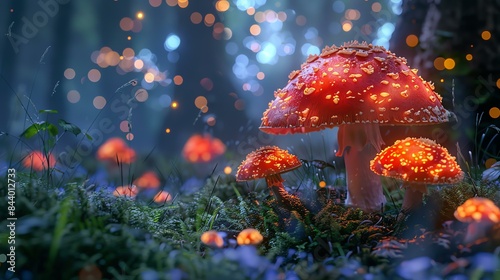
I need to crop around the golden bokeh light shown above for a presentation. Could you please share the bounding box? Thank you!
[134,59,144,70]
[406,34,418,47]
[171,101,178,109]
[194,96,208,109]
[485,158,497,169]
[433,57,445,70]
[443,58,455,70]
[249,24,261,36]
[136,11,144,20]
[224,166,232,175]
[93,96,107,109]
[318,181,326,188]
[465,54,473,61]
[178,0,189,8]
[481,30,491,40]
[144,72,155,83]
[496,78,500,89]
[489,107,500,119]
[342,21,352,32]
[215,0,230,12]
[165,128,171,133]
[64,68,76,80]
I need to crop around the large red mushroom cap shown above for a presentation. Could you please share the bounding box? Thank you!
[370,137,463,184]
[260,41,450,134]
[236,146,302,182]
[23,150,56,171]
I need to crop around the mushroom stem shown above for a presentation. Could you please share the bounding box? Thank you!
[401,182,427,214]
[265,175,309,218]
[464,221,493,244]
[337,123,386,212]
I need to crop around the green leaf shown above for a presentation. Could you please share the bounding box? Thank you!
[39,109,58,114]
[47,123,59,137]
[58,119,82,136]
[85,133,93,141]
[21,122,45,139]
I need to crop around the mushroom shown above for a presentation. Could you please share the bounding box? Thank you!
[113,185,139,198]
[236,228,264,245]
[23,150,56,171]
[182,134,226,163]
[454,197,500,243]
[153,190,172,203]
[97,137,136,164]
[236,146,308,218]
[260,41,451,212]
[370,137,463,213]
[134,171,161,189]
[200,230,224,248]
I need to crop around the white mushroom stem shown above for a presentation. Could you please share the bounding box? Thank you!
[337,123,386,212]
[464,221,494,244]
[401,182,427,214]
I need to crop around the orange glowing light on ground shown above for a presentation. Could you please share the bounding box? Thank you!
[236,228,264,245]
[153,190,172,203]
[113,185,139,198]
[23,151,56,171]
[182,134,226,163]
[200,230,224,248]
[96,137,136,164]
[134,171,160,189]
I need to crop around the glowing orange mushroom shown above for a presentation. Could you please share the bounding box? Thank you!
[134,171,160,189]
[454,197,500,243]
[97,137,136,164]
[236,228,264,245]
[182,134,226,163]
[23,151,56,171]
[113,185,139,198]
[153,190,172,203]
[200,230,224,248]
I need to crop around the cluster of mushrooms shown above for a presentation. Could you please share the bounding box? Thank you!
[227,41,499,245]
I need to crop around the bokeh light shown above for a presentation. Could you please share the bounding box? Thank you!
[191,12,202,24]
[88,69,101,82]
[224,166,232,175]
[434,57,445,70]
[444,58,455,70]
[93,96,106,109]
[489,107,500,119]
[481,30,491,40]
[164,34,181,51]
[485,158,497,169]
[465,54,473,61]
[67,90,80,103]
[406,34,418,47]
[64,68,76,79]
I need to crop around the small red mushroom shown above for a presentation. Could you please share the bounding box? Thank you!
[200,230,224,248]
[23,150,56,171]
[182,134,226,163]
[236,228,264,246]
[454,197,500,243]
[236,146,308,217]
[153,190,172,203]
[113,185,139,198]
[370,137,463,213]
[97,137,136,164]
[134,171,160,189]
[260,41,451,212]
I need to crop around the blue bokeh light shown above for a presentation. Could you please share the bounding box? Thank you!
[164,34,181,51]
